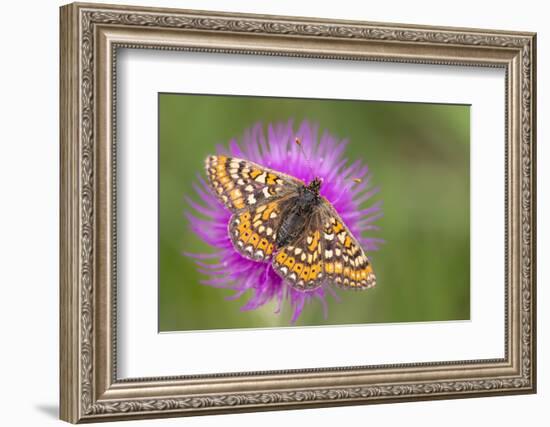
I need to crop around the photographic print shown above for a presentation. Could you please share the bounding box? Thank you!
[159,94,470,331]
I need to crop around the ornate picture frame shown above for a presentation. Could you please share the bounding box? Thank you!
[60,2,536,423]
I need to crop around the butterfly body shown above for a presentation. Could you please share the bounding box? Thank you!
[205,155,376,291]
[276,179,322,248]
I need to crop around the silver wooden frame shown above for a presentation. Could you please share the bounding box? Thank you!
[60,2,537,423]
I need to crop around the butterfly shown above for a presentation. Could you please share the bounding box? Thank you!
[205,154,376,291]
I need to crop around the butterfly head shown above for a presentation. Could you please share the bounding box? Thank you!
[306,177,323,195]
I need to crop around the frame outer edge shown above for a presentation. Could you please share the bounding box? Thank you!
[528,33,536,393]
[60,3,80,424]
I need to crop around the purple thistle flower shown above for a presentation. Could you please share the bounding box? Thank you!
[185,120,383,323]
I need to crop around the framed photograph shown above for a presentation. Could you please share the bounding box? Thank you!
[60,2,537,423]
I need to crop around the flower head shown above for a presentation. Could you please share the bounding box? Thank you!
[185,120,382,323]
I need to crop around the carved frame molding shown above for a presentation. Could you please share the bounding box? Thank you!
[60,2,536,423]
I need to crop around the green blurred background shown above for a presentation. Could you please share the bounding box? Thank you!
[159,93,470,331]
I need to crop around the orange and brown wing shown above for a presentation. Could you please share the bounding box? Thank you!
[271,201,376,291]
[205,155,301,212]
[318,201,376,290]
[271,211,325,290]
[229,196,296,262]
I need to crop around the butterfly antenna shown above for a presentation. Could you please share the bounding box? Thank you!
[331,177,364,205]
[294,137,315,179]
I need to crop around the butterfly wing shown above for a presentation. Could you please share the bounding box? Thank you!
[228,195,297,262]
[205,155,302,212]
[318,200,376,290]
[271,209,326,290]
[271,200,376,291]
